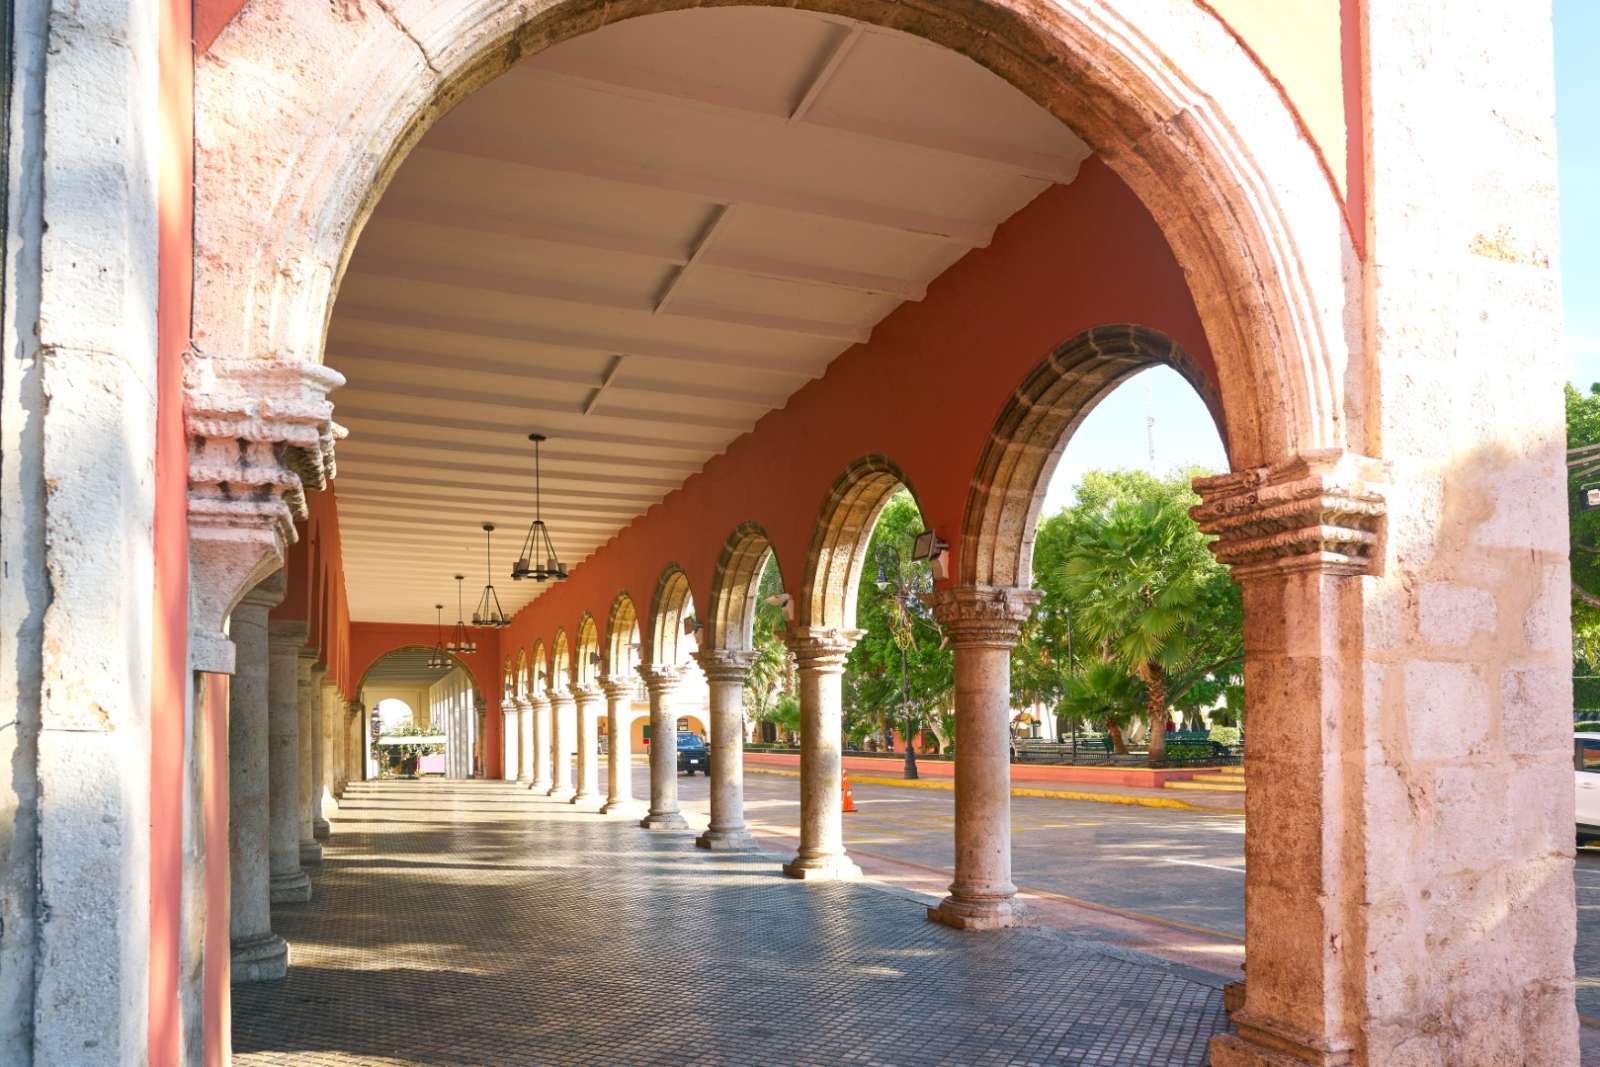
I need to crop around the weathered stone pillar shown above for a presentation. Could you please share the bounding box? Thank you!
[266,622,312,904]
[694,649,757,850]
[639,666,688,829]
[295,653,322,864]
[229,578,289,982]
[330,693,347,799]
[927,587,1039,929]
[313,677,334,840]
[346,701,364,785]
[1192,456,1386,1067]
[547,687,576,800]
[601,678,638,813]
[572,684,604,805]
[782,629,861,879]
[529,692,553,792]
[515,697,535,785]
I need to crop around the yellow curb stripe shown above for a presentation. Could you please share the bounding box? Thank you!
[743,766,1243,815]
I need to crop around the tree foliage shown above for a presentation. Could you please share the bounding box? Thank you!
[1567,384,1600,671]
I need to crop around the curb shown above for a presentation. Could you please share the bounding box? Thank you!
[743,765,1243,815]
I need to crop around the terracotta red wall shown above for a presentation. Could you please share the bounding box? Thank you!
[348,623,505,778]
[498,161,1210,657]
[150,0,192,1062]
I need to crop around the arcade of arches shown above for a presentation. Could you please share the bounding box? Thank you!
[0,1,1577,1065]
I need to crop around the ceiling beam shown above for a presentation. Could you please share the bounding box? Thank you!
[330,305,825,379]
[788,24,864,123]
[336,432,696,482]
[520,48,1085,185]
[345,259,870,344]
[583,355,625,416]
[654,205,733,314]
[332,379,754,433]
[371,199,928,300]
[333,448,686,489]
[331,404,739,452]
[418,140,996,248]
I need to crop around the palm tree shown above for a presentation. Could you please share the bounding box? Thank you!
[1058,494,1225,764]
[1059,658,1142,754]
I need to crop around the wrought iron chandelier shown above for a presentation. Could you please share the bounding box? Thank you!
[447,575,478,654]
[473,522,512,628]
[426,604,451,670]
[511,433,567,582]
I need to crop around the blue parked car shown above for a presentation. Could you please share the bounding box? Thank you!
[677,733,708,776]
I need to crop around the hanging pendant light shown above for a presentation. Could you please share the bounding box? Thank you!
[426,604,451,670]
[511,433,567,582]
[473,522,512,628]
[447,575,478,655]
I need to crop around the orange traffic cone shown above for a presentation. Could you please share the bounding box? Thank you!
[841,769,857,813]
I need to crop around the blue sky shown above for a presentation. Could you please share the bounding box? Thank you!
[1044,5,1597,512]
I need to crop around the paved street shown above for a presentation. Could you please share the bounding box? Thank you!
[236,778,1232,1066]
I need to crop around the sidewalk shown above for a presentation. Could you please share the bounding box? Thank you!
[743,751,1245,814]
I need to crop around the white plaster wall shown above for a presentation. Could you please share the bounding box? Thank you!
[428,669,478,779]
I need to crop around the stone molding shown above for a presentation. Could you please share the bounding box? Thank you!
[786,627,863,672]
[693,648,757,684]
[527,692,551,710]
[187,354,344,674]
[929,586,1040,647]
[1190,450,1387,581]
[572,683,604,703]
[640,664,685,696]
[267,619,309,648]
[601,677,636,702]
[512,696,534,713]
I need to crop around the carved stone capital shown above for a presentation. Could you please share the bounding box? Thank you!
[929,586,1040,647]
[268,619,309,650]
[512,697,534,714]
[786,627,863,672]
[640,663,685,696]
[548,685,577,707]
[1190,450,1388,580]
[572,683,604,705]
[601,677,637,702]
[693,648,758,684]
[187,354,344,674]
[527,692,551,711]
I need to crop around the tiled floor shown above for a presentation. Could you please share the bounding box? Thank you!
[234,779,1232,1066]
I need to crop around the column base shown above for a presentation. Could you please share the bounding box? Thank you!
[782,852,862,881]
[1209,1017,1356,1067]
[269,869,313,904]
[516,775,532,787]
[696,828,756,851]
[927,893,1024,931]
[571,790,601,806]
[639,810,689,830]
[530,777,552,792]
[312,817,330,842]
[599,796,638,815]
[230,932,289,984]
[547,787,576,802]
[299,839,323,865]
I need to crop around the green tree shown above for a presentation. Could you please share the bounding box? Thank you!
[1567,385,1600,676]
[844,491,953,777]
[1056,470,1241,764]
[743,555,793,738]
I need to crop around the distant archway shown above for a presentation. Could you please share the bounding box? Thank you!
[706,522,780,652]
[798,457,918,631]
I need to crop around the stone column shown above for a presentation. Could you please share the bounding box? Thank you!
[694,649,757,850]
[229,579,289,982]
[314,678,336,840]
[330,694,347,799]
[601,678,638,814]
[529,692,553,792]
[347,701,364,785]
[572,684,604,805]
[515,697,535,785]
[547,687,576,800]
[783,628,862,879]
[266,622,313,904]
[1192,457,1388,1067]
[502,704,519,782]
[927,587,1039,929]
[295,653,322,864]
[639,666,688,829]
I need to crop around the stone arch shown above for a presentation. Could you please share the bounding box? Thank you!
[606,593,641,680]
[706,522,780,653]
[962,324,1222,588]
[551,630,572,689]
[798,456,918,631]
[575,613,601,686]
[196,0,1356,492]
[647,565,695,667]
[529,638,549,694]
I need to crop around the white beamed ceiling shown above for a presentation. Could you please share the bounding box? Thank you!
[329,6,1090,622]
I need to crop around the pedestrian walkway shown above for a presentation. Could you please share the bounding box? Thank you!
[234,779,1233,1066]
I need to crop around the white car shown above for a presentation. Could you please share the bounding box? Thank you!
[1577,733,1600,843]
